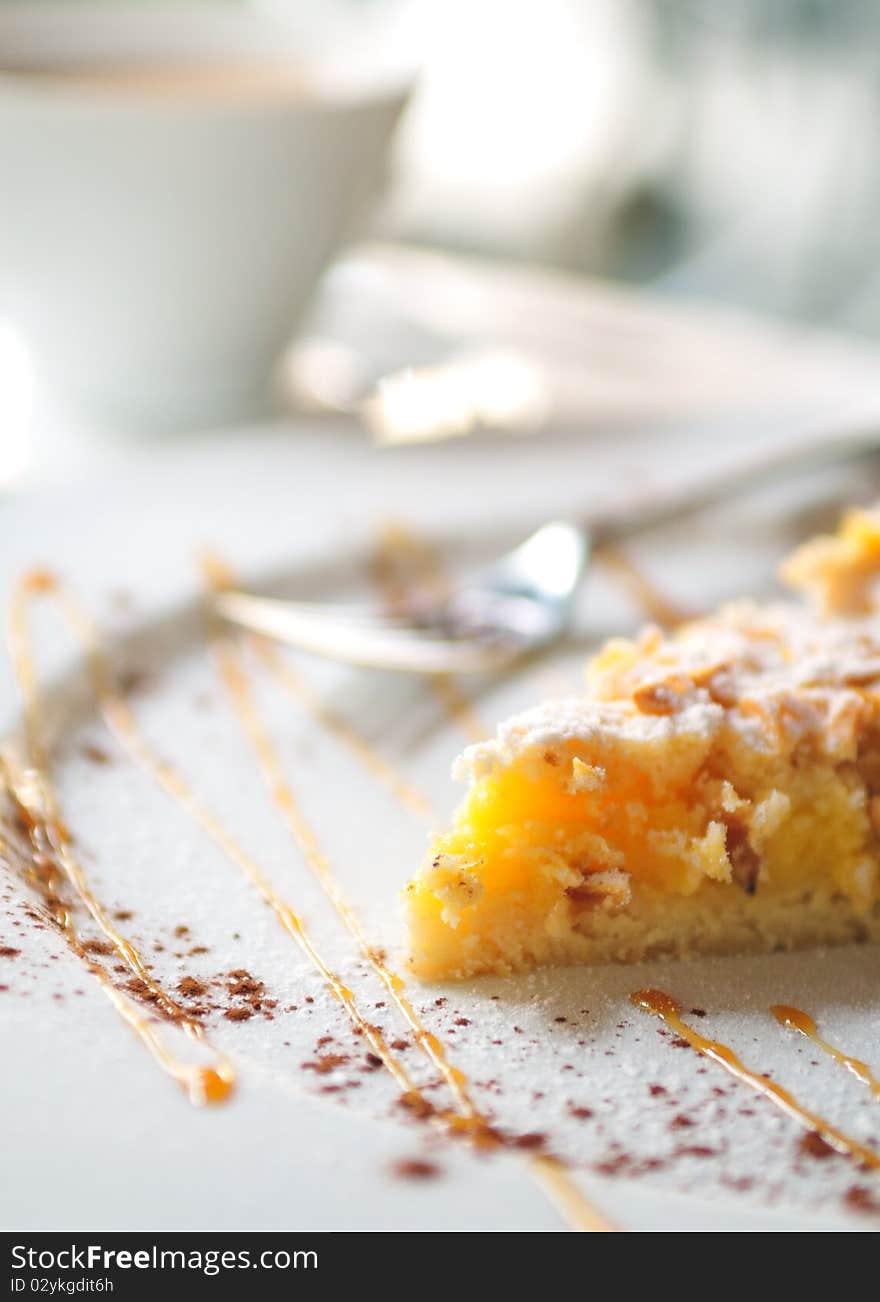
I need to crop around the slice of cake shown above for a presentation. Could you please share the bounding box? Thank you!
[404,507,880,980]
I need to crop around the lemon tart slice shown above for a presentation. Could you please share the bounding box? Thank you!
[405,508,880,979]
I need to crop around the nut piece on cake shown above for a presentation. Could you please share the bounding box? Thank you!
[404,506,880,980]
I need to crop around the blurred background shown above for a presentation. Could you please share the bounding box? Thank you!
[396,2,878,312]
[4,0,880,483]
[390,0,880,324]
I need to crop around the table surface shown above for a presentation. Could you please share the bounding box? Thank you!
[3,245,880,1234]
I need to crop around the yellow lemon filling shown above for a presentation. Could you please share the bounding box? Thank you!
[405,507,880,980]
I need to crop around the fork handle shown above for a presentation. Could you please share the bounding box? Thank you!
[586,427,880,546]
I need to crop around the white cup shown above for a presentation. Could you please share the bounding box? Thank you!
[0,3,411,431]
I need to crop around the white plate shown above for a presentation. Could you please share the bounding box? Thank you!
[2,421,879,1233]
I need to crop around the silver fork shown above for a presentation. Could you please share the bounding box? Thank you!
[215,432,880,674]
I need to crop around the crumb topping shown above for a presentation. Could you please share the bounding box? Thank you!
[457,598,880,779]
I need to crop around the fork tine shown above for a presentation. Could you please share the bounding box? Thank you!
[214,591,512,674]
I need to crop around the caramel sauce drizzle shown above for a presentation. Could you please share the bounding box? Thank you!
[358,533,616,1229]
[0,773,229,1107]
[246,654,615,1234]
[633,989,880,1169]
[73,624,417,1101]
[208,626,614,1230]
[6,564,613,1231]
[206,564,618,1231]
[596,544,694,629]
[2,575,234,1106]
[527,1155,619,1233]
[771,1005,880,1102]
[201,553,485,1124]
[428,677,487,746]
[248,636,433,819]
[9,572,469,1129]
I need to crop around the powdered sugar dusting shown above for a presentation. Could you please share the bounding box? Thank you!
[455,699,723,781]
[455,600,880,782]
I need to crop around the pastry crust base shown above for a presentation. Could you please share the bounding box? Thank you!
[408,881,880,981]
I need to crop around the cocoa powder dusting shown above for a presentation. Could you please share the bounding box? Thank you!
[396,1092,436,1121]
[391,1159,441,1181]
[799,1130,837,1161]
[844,1185,880,1216]
[512,1132,548,1150]
[81,940,114,956]
[124,978,160,1005]
[302,1054,349,1075]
